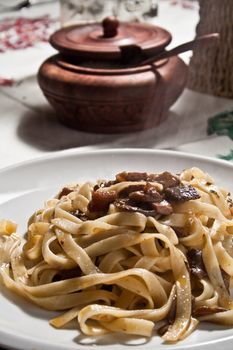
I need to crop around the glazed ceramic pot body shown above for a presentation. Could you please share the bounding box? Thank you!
[38,55,187,133]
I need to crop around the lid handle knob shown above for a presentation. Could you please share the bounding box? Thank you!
[102,16,119,38]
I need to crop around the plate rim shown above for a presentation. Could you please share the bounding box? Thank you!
[0,148,233,176]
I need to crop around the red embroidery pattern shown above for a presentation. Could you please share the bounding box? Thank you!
[0,15,57,52]
[170,0,196,9]
[0,77,15,86]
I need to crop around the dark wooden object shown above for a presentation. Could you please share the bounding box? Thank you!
[38,17,188,134]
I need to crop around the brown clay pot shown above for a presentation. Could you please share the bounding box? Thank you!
[38,18,187,134]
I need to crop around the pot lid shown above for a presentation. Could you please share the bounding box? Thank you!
[50,17,172,61]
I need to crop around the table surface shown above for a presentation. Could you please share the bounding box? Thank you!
[0,1,233,349]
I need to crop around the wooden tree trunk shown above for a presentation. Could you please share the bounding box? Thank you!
[188,0,233,98]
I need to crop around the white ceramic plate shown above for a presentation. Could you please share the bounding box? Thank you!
[1,149,233,350]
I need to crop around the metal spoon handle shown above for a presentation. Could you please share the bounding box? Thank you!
[139,33,219,66]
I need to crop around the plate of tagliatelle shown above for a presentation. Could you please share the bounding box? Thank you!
[2,149,233,350]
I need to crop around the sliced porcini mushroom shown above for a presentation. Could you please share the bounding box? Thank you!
[114,199,158,217]
[186,249,207,279]
[152,200,173,215]
[88,190,117,212]
[165,185,200,202]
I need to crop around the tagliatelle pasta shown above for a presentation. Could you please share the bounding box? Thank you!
[1,167,233,343]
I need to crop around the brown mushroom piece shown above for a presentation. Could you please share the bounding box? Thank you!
[114,199,158,217]
[115,171,180,189]
[116,171,149,182]
[148,171,180,189]
[88,190,117,212]
[129,185,163,203]
[152,200,173,215]
[118,184,146,197]
[165,185,200,202]
[58,187,73,199]
[186,249,207,279]
[94,180,117,191]
[172,227,190,238]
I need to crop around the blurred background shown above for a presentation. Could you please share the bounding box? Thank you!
[0,0,232,168]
